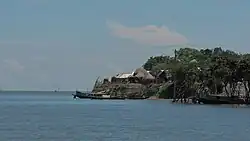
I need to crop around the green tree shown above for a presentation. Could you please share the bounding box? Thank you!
[143,47,250,99]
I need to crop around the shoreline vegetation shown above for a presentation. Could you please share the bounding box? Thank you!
[91,47,250,101]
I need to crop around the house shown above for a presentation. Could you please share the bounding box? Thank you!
[156,70,171,83]
[115,73,133,79]
[111,72,133,83]
[110,67,156,84]
[130,67,155,84]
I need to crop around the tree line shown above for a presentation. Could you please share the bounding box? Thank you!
[143,47,250,98]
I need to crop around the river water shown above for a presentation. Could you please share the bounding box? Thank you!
[0,91,250,141]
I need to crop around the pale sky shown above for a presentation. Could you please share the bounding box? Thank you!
[0,0,249,90]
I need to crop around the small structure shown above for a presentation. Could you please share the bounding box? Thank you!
[147,70,157,77]
[116,73,133,78]
[103,78,110,84]
[133,67,155,79]
[156,70,170,83]
[111,72,133,83]
[131,67,155,84]
[156,70,165,83]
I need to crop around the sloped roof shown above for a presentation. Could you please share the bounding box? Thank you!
[115,73,133,78]
[157,70,166,77]
[132,67,155,80]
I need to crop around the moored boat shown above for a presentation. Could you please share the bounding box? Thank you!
[197,95,246,104]
[72,91,92,99]
[72,91,126,100]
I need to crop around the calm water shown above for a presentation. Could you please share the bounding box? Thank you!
[1,91,250,141]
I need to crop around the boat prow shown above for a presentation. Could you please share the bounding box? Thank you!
[72,91,92,99]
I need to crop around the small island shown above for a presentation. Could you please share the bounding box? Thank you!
[79,47,250,103]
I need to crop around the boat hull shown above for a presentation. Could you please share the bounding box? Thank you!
[198,96,246,104]
[73,91,148,100]
[72,91,92,99]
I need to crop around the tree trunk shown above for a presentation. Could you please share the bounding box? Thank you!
[243,81,249,98]
[224,82,230,96]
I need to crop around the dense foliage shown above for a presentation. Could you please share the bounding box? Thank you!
[143,47,250,98]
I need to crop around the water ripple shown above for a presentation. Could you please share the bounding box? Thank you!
[0,91,250,141]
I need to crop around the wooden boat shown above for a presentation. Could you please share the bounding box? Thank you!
[72,91,92,99]
[73,91,125,100]
[197,95,246,104]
